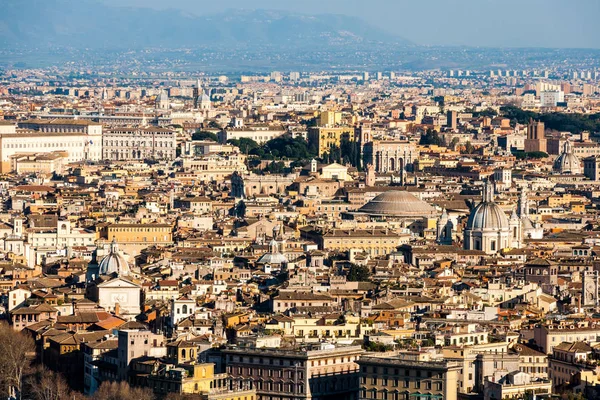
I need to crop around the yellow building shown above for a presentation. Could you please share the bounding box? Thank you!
[98,223,173,255]
[301,227,411,257]
[358,356,460,400]
[224,345,364,400]
[10,151,68,174]
[547,193,589,208]
[290,314,371,343]
[319,111,342,127]
[144,357,256,400]
[414,157,436,171]
[99,223,172,243]
[307,126,355,157]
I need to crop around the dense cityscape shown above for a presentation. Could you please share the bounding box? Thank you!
[2,2,600,400]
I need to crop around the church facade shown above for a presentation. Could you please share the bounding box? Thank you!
[461,181,543,255]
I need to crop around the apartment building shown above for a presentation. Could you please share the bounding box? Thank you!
[357,356,460,400]
[223,345,364,400]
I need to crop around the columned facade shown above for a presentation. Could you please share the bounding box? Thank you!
[363,141,416,174]
[102,127,176,161]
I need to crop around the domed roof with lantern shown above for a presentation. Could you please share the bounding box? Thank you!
[465,183,510,231]
[98,239,130,276]
[553,140,582,174]
[257,225,288,265]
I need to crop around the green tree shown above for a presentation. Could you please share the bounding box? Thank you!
[472,108,498,118]
[501,105,600,133]
[462,141,475,154]
[255,136,316,160]
[512,151,548,160]
[264,161,286,174]
[192,130,218,142]
[527,151,549,159]
[227,138,260,154]
[330,145,342,163]
[419,129,445,146]
[364,341,393,352]
[234,200,246,218]
[347,264,371,282]
[340,137,362,169]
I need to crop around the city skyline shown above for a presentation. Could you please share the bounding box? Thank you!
[3,1,600,399]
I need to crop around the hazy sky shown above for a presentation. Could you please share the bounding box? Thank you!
[103,0,600,48]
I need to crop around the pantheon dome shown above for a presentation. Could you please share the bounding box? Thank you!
[357,190,437,218]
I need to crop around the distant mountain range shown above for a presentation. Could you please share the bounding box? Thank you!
[0,0,410,50]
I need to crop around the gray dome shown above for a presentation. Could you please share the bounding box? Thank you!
[358,191,437,217]
[99,240,130,276]
[466,181,510,231]
[466,202,510,231]
[257,252,288,265]
[553,141,582,174]
[257,239,288,265]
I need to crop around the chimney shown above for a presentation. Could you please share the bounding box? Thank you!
[114,303,121,316]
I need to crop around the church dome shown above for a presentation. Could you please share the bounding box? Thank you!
[257,239,288,265]
[465,182,510,231]
[553,141,582,174]
[257,251,288,265]
[357,190,437,217]
[466,202,510,231]
[99,240,130,276]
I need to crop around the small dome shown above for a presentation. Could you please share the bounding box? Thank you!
[358,190,437,217]
[257,252,288,265]
[258,238,288,265]
[466,202,510,231]
[553,141,582,174]
[99,240,130,276]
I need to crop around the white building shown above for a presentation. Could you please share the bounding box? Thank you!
[464,183,542,254]
[103,127,176,161]
[95,278,141,319]
[171,295,197,326]
[7,288,31,311]
[218,126,287,144]
[28,219,95,252]
[0,120,102,173]
[464,181,519,254]
[540,90,565,107]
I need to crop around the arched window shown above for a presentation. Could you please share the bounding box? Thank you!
[181,349,186,358]
[182,305,188,314]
